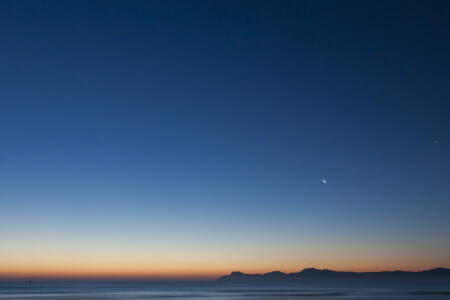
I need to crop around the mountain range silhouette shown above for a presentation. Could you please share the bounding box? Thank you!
[218,267,450,281]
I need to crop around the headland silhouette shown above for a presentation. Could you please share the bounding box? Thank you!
[218,267,450,281]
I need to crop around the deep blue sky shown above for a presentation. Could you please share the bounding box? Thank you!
[1,0,449,277]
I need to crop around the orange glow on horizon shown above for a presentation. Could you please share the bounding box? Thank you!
[1,263,447,281]
[2,239,448,281]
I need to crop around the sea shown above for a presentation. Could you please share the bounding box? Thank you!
[0,279,449,299]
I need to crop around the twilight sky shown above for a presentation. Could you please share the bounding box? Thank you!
[1,0,449,280]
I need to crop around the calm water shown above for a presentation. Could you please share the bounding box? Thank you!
[0,280,449,299]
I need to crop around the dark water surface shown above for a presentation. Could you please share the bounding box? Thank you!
[1,280,449,299]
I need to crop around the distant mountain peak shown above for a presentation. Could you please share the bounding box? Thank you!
[300,268,321,273]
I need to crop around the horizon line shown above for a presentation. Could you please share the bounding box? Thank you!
[2,266,448,282]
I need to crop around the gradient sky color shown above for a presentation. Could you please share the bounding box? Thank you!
[1,0,449,280]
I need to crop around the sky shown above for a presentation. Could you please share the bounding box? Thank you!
[1,0,449,280]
